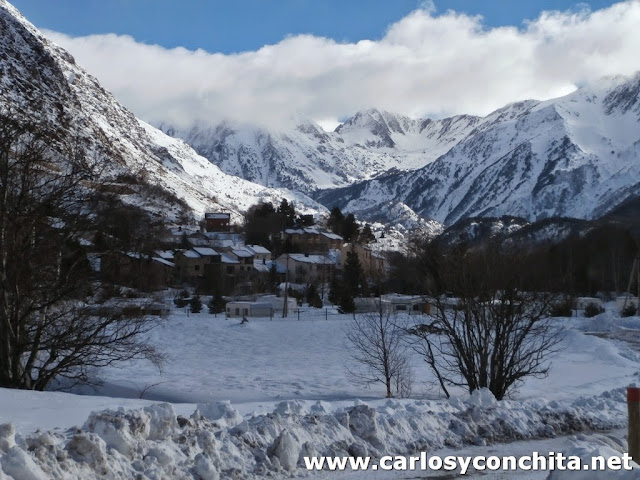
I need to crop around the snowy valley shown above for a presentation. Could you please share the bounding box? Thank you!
[2,0,640,479]
[2,306,640,479]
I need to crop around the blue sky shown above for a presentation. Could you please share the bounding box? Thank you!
[10,0,620,53]
[9,0,639,129]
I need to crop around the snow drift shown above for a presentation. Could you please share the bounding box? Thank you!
[0,387,631,479]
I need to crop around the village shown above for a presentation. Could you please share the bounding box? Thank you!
[96,206,436,319]
[95,204,640,324]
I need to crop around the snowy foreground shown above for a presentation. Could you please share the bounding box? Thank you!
[2,307,640,479]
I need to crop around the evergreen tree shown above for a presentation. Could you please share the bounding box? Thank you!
[277,198,297,228]
[180,231,191,249]
[359,224,376,243]
[174,289,190,308]
[306,284,323,308]
[338,290,356,313]
[327,205,344,235]
[342,213,360,243]
[343,247,365,295]
[244,201,280,247]
[336,247,366,313]
[328,273,342,306]
[173,296,187,308]
[208,293,226,314]
[190,295,203,313]
[268,262,280,294]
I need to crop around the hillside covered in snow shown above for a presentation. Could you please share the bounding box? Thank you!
[161,110,479,194]
[155,69,640,229]
[0,0,324,223]
[316,73,640,225]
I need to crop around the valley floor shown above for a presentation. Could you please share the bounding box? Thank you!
[1,301,640,479]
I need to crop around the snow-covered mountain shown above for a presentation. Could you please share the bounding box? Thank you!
[0,0,324,223]
[5,0,639,232]
[316,74,640,225]
[161,110,480,193]
[431,215,594,251]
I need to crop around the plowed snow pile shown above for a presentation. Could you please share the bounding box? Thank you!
[0,388,630,479]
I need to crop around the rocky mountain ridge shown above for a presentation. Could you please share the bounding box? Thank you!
[315,74,640,225]
[0,0,324,225]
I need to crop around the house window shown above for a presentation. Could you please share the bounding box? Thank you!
[227,266,234,274]
[194,265,200,271]
[235,308,240,315]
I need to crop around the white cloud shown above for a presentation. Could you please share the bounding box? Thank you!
[44,1,640,129]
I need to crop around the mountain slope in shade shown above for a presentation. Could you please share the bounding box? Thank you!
[315,74,640,225]
[161,109,480,193]
[0,0,324,222]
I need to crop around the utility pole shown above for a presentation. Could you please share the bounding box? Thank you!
[623,258,638,313]
[283,254,289,318]
[637,255,640,315]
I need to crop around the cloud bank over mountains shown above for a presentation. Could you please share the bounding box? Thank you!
[46,1,640,129]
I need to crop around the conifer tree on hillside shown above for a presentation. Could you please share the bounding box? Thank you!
[342,213,360,243]
[327,206,344,235]
[277,198,296,228]
[360,224,376,243]
[244,201,280,247]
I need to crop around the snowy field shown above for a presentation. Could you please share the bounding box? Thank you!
[2,303,640,478]
[72,305,640,406]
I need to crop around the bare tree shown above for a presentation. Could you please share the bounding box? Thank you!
[0,113,163,390]
[344,307,412,398]
[408,246,562,400]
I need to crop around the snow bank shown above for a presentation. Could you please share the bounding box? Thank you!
[547,433,640,479]
[0,387,631,479]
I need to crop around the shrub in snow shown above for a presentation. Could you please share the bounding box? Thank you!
[305,284,323,308]
[174,290,190,308]
[584,302,605,318]
[550,298,575,317]
[190,295,203,313]
[173,295,188,308]
[621,303,637,317]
